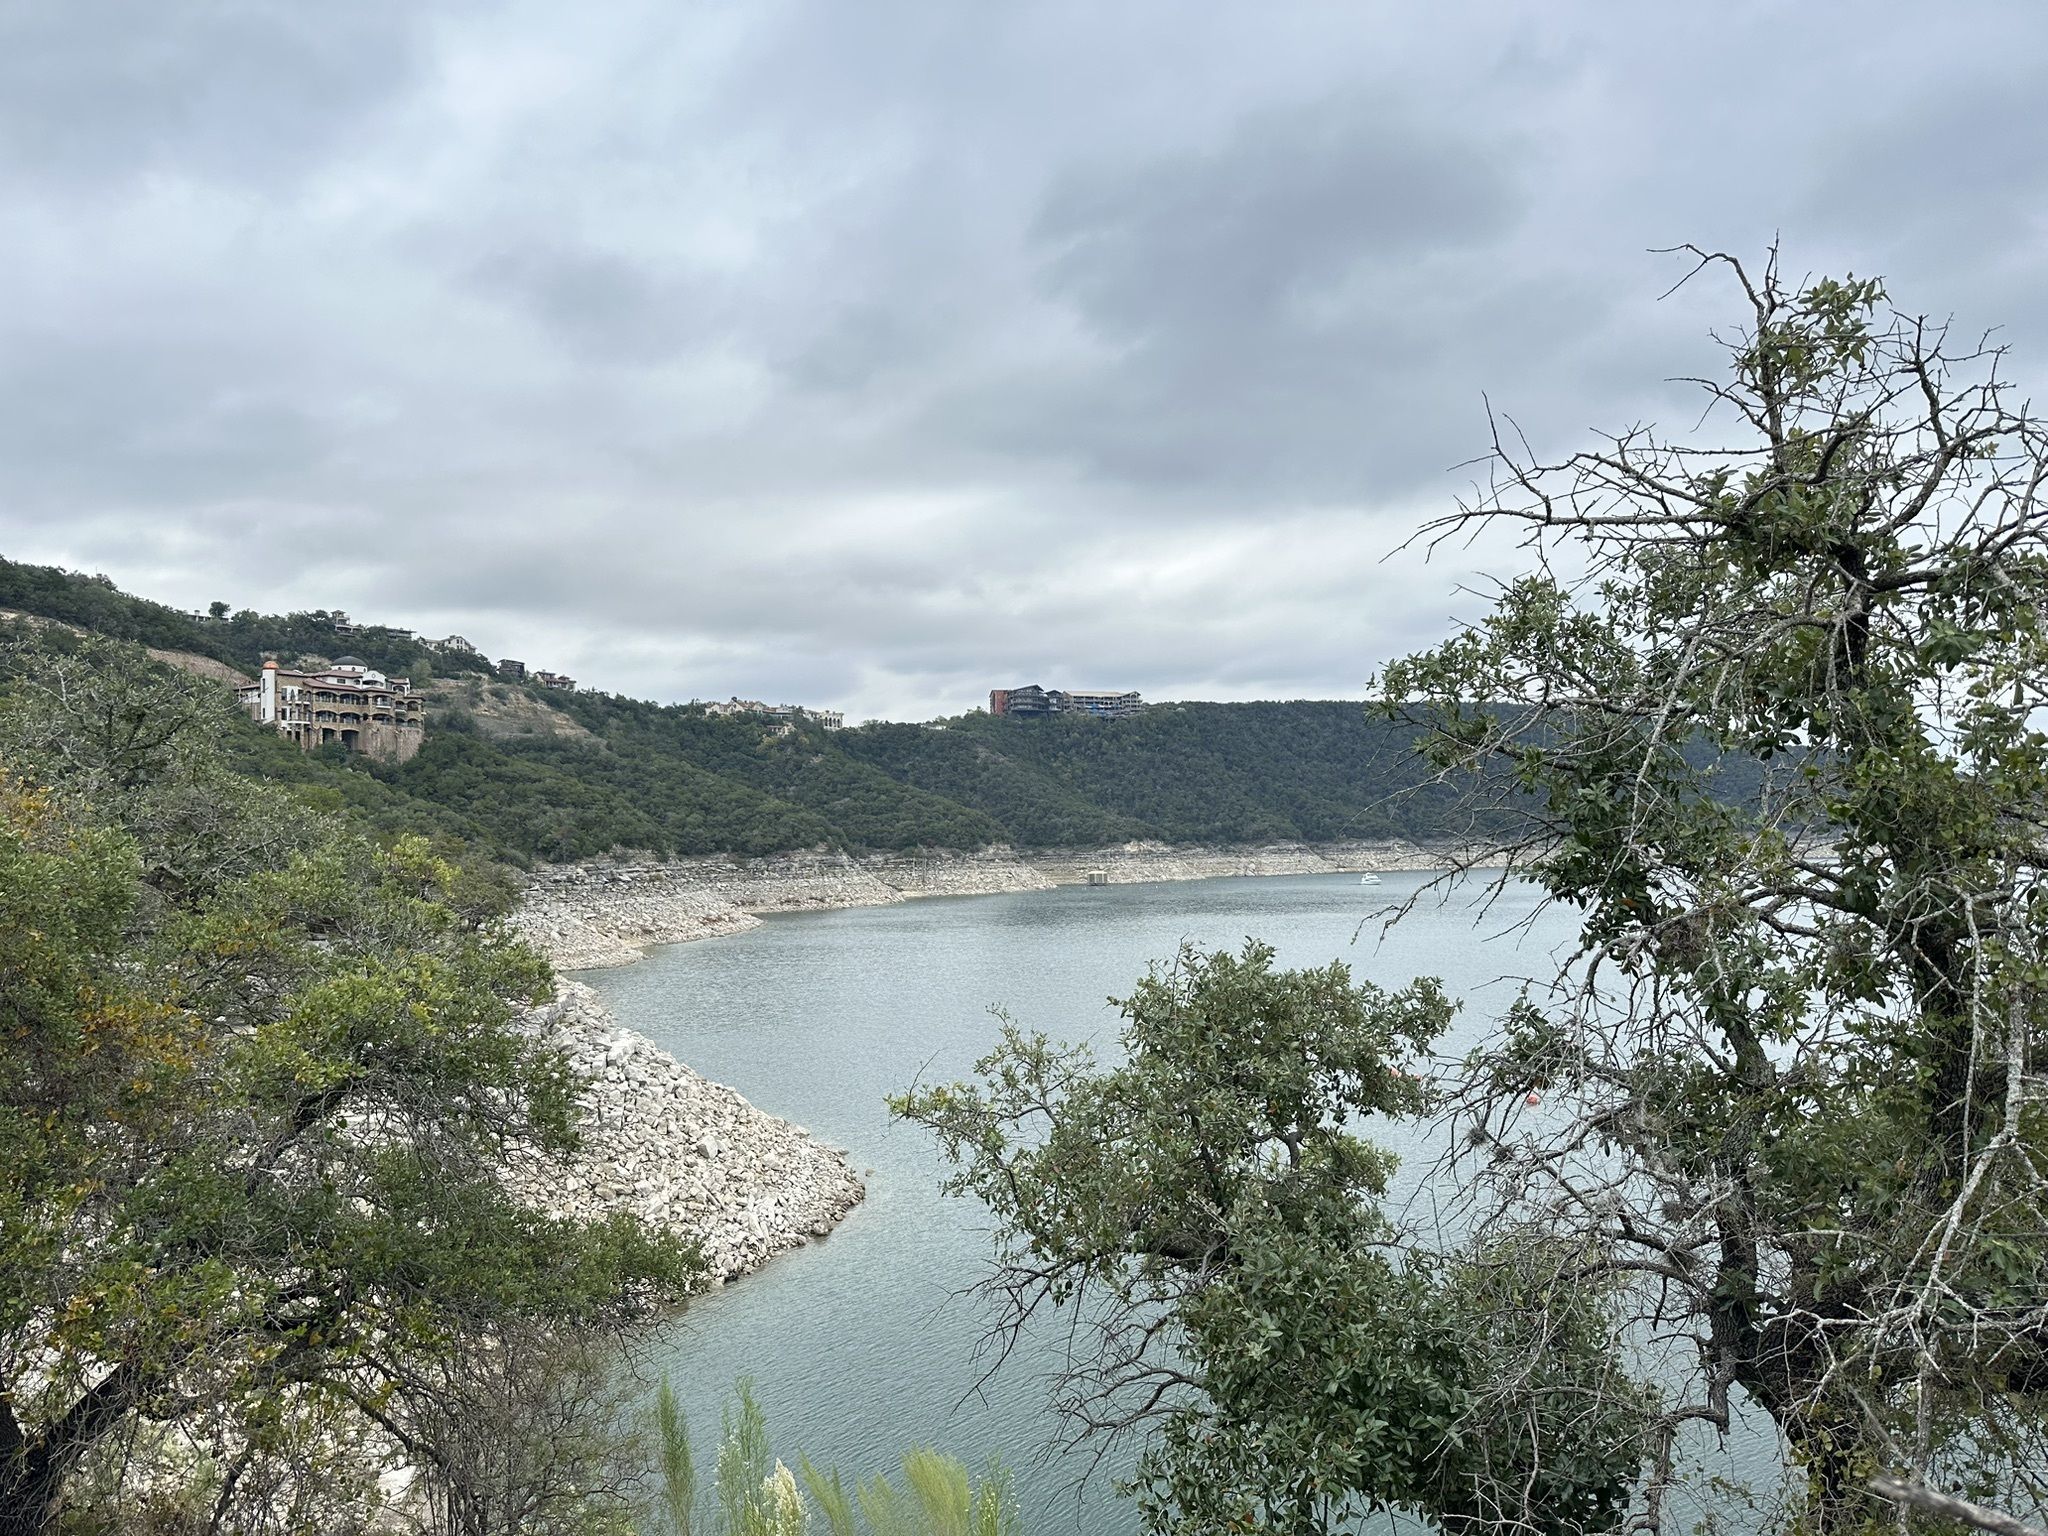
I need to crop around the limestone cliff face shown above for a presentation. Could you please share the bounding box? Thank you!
[513,840,1481,972]
[508,981,864,1281]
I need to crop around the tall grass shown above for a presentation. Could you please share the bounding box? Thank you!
[645,1379,1020,1536]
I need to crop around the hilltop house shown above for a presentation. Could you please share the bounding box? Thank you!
[703,697,843,729]
[989,685,1142,719]
[238,657,425,763]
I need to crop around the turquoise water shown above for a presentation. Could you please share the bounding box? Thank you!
[588,871,1608,1533]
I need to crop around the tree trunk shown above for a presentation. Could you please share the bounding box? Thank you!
[0,1448,71,1536]
[0,1362,145,1535]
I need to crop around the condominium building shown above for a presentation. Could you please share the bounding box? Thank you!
[989,684,1050,715]
[989,685,1143,719]
[1061,689,1143,718]
[238,657,425,763]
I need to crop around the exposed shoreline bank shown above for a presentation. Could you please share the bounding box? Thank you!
[515,841,1485,1284]
[514,838,1484,972]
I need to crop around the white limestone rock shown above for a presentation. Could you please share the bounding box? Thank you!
[504,981,865,1283]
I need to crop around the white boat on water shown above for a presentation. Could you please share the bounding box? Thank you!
[1358,873,1383,886]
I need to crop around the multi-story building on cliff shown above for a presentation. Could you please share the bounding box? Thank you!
[989,685,1143,719]
[702,697,843,729]
[238,657,425,763]
[989,684,1049,715]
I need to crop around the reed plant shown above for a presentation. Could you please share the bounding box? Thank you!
[646,1379,1020,1536]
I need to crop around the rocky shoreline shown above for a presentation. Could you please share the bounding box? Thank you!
[509,840,1481,1285]
[510,980,864,1282]
[514,838,1476,972]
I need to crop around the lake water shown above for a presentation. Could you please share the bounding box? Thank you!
[589,872,1772,1532]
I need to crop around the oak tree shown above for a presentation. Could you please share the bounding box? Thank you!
[1381,250,2048,1533]
[895,942,1648,1535]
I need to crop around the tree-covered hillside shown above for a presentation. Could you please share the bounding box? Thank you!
[843,703,1484,847]
[406,695,1491,860]
[0,555,495,682]
[2,557,1483,863]
[547,691,1009,850]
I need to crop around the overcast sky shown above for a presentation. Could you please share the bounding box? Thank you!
[3,2,2044,720]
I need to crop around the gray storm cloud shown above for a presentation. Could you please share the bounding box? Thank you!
[2,0,2044,720]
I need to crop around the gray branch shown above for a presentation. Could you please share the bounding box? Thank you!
[1868,1475,2048,1536]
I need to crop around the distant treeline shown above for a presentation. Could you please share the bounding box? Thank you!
[0,554,496,682]
[2,556,1494,864]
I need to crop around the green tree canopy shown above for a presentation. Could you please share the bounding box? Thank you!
[895,943,1648,1535]
[1380,250,2048,1531]
[0,639,697,1533]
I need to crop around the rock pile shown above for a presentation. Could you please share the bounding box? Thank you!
[508,981,864,1281]
[512,881,762,970]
